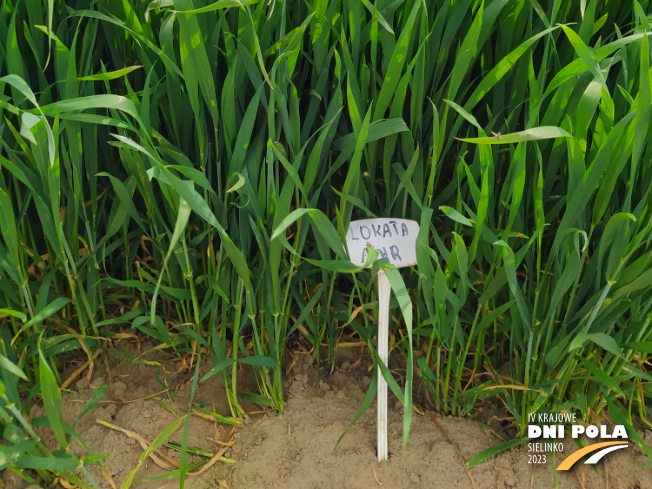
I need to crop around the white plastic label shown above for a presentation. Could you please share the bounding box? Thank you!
[346,218,420,268]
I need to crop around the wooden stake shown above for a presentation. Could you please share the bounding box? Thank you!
[377,270,391,462]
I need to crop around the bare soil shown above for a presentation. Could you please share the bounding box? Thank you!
[3,339,652,489]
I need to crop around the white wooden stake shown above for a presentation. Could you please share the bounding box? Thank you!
[377,270,391,462]
[345,218,420,463]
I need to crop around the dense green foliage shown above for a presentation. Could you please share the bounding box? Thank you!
[2,0,652,483]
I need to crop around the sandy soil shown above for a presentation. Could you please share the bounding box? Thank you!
[199,351,652,489]
[3,340,652,489]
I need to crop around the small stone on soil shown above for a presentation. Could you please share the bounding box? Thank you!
[104,403,118,417]
[503,475,517,487]
[112,381,127,395]
[89,377,104,390]
[319,382,331,391]
[259,416,274,428]
[30,406,45,419]
[341,361,351,370]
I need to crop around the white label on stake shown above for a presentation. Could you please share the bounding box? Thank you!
[345,218,420,268]
[345,218,419,462]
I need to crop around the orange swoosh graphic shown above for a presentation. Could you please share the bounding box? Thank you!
[557,441,628,470]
